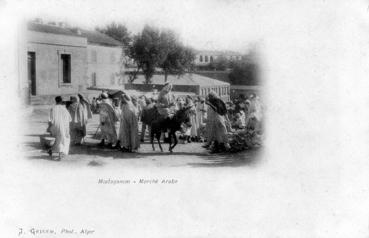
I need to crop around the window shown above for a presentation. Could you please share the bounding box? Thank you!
[27,52,36,95]
[91,50,97,63]
[200,55,203,62]
[91,72,96,86]
[61,54,71,84]
[210,56,213,62]
[205,55,208,62]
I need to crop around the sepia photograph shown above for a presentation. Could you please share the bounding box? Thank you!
[1,0,369,237]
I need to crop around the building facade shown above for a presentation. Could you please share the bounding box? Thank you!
[26,23,88,98]
[81,30,123,89]
[22,21,123,104]
[194,50,243,66]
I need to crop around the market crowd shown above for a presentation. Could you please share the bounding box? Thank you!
[46,83,263,160]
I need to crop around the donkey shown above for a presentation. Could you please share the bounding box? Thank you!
[149,107,192,153]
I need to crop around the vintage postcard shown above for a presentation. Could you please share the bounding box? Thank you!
[1,0,368,237]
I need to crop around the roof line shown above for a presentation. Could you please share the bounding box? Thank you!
[27,41,87,48]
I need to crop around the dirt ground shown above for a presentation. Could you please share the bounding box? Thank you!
[19,106,261,168]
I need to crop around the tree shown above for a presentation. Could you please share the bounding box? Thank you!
[128,26,195,84]
[208,55,229,71]
[159,30,195,81]
[96,22,131,48]
[128,25,162,84]
[228,59,259,85]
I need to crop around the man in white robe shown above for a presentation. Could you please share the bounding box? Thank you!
[48,96,72,160]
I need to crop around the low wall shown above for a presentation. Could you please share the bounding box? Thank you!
[125,83,199,94]
[195,71,230,83]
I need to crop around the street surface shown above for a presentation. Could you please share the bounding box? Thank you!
[19,106,261,168]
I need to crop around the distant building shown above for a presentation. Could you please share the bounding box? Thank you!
[22,21,123,104]
[124,73,230,102]
[194,50,243,66]
[80,29,123,88]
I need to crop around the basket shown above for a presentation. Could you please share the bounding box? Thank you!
[40,134,56,148]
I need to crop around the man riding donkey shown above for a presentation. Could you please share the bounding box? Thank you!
[146,83,192,152]
[156,83,176,141]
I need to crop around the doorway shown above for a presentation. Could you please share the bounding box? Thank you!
[27,52,36,95]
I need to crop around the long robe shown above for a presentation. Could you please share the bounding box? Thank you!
[79,97,93,135]
[157,91,175,118]
[49,104,72,154]
[99,99,119,143]
[68,102,88,144]
[196,102,207,127]
[119,102,140,150]
[113,106,122,138]
[186,100,198,137]
[205,105,228,144]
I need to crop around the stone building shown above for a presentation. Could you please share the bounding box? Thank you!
[26,22,88,101]
[22,21,123,104]
[194,50,243,66]
[80,29,123,89]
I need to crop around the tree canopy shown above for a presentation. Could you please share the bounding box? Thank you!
[158,29,195,82]
[96,22,131,48]
[228,59,259,85]
[127,26,195,84]
[97,23,195,84]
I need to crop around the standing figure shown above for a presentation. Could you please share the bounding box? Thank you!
[196,96,207,141]
[140,97,154,142]
[185,96,198,142]
[119,94,140,152]
[204,91,230,152]
[68,96,88,145]
[99,93,119,148]
[196,96,207,126]
[48,96,72,160]
[112,98,122,148]
[78,93,92,140]
[91,97,97,113]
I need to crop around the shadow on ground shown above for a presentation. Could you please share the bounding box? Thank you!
[22,137,262,168]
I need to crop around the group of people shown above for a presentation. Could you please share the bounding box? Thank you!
[46,83,263,160]
[47,94,92,160]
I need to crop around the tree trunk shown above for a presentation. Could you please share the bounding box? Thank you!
[164,72,168,83]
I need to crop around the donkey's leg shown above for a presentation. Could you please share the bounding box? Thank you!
[150,129,155,151]
[171,131,178,152]
[156,132,163,152]
[168,131,172,152]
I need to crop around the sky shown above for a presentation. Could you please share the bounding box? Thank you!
[3,0,274,53]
